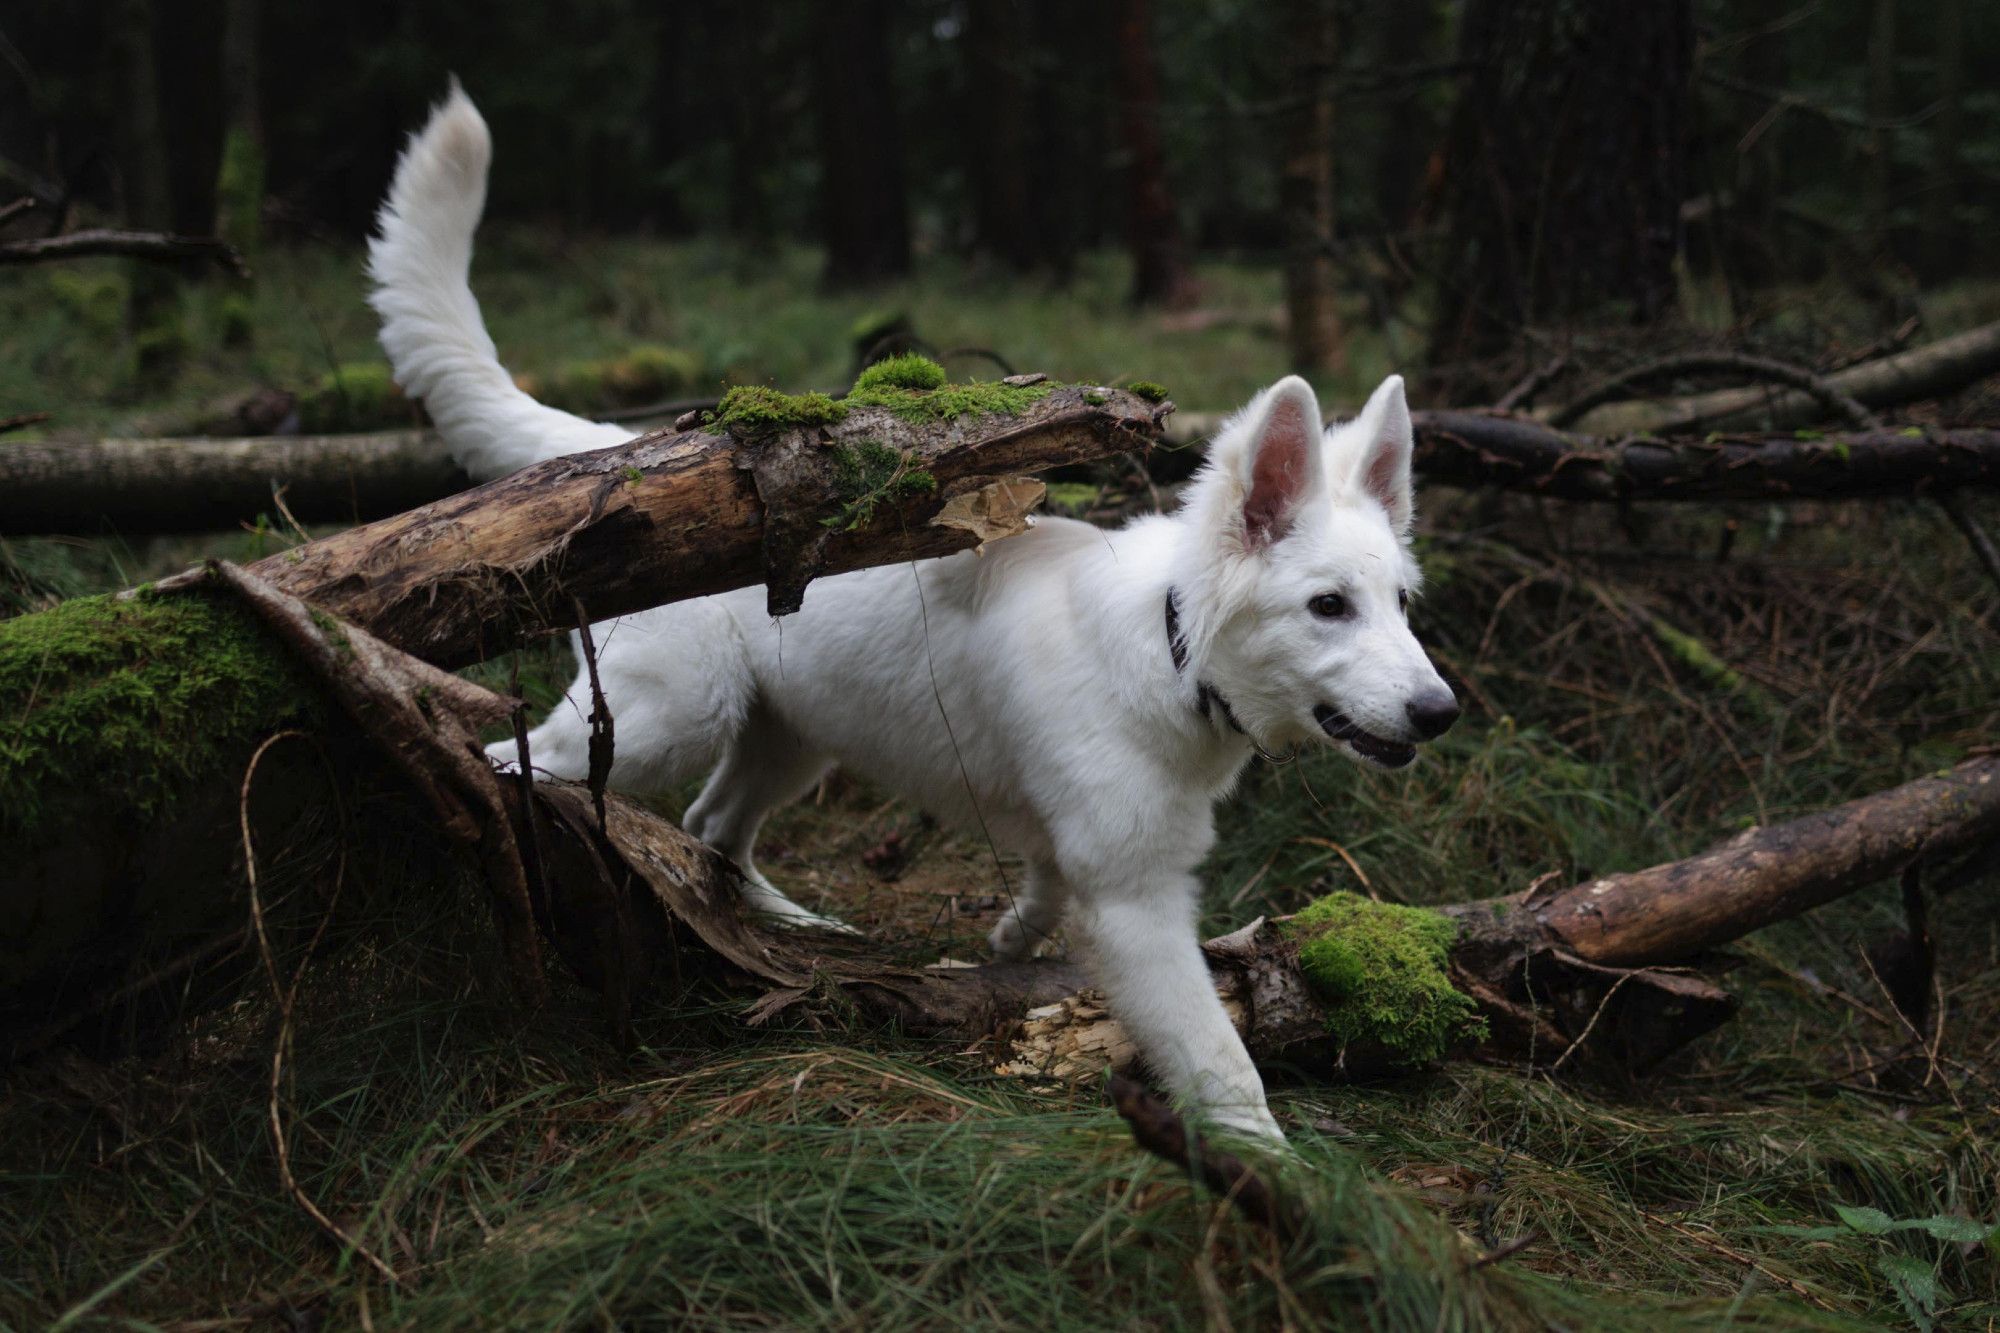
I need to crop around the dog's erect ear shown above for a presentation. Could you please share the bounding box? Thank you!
[1237,375,1324,549]
[1343,374,1415,535]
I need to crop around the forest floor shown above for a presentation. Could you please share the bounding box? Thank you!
[4,240,2000,1330]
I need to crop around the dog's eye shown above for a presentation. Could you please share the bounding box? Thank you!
[1308,592,1350,619]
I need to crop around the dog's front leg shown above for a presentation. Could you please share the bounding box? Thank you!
[1072,873,1282,1142]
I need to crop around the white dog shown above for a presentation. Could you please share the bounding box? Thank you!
[368,88,1458,1141]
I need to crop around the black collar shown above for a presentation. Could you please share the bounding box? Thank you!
[1164,588,1246,736]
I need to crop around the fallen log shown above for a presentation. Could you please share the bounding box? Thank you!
[246,380,1166,665]
[1560,321,2000,436]
[1404,415,2000,502]
[0,430,473,532]
[505,749,2000,1081]
[13,413,2000,539]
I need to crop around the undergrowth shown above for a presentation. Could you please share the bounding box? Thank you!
[4,247,2000,1328]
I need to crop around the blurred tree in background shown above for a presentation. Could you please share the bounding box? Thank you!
[2,0,1997,387]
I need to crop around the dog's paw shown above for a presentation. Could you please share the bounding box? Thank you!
[742,886,861,935]
[1198,1104,1290,1149]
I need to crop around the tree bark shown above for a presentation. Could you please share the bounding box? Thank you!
[1403,415,2000,503]
[1278,0,1341,375]
[1562,320,2000,435]
[1427,0,1695,376]
[0,430,472,534]
[965,0,1037,272]
[108,0,184,383]
[235,387,1169,666]
[0,229,249,274]
[15,406,2000,540]
[1929,0,1965,272]
[213,0,263,257]
[1867,0,1898,255]
[1111,0,1193,307]
[812,0,910,285]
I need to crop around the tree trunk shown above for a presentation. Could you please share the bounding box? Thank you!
[1427,0,1695,378]
[1278,0,1342,374]
[965,0,1037,272]
[108,0,183,384]
[812,0,911,286]
[213,0,263,259]
[1867,0,1898,256]
[711,1,775,253]
[1928,0,1964,274]
[1110,0,1193,307]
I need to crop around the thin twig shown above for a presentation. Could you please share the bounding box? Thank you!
[1492,353,1568,413]
[239,730,400,1286]
[1935,490,2000,598]
[571,595,615,833]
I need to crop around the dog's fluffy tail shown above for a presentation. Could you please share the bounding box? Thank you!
[367,82,630,482]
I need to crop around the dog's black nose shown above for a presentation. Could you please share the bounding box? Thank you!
[1406,690,1460,740]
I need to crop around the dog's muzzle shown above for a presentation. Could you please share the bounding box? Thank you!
[1312,704,1419,769]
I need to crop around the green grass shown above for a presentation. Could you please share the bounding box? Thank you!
[4,241,2000,1329]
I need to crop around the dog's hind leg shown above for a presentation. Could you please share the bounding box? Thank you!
[492,602,752,793]
[682,703,845,931]
[988,859,1069,961]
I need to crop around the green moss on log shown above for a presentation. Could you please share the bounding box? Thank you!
[825,440,935,531]
[845,355,1052,424]
[0,590,321,846]
[852,353,948,393]
[710,384,849,437]
[1127,380,1169,403]
[1283,892,1485,1064]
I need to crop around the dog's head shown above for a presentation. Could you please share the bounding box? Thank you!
[1173,374,1456,768]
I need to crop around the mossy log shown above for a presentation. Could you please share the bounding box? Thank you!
[469,754,2000,1084]
[247,381,1168,664]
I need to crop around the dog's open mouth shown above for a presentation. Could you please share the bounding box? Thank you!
[1313,705,1417,769]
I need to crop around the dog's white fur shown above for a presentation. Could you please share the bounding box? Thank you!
[369,87,1456,1140]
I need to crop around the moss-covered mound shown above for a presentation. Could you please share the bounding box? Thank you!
[1283,891,1485,1064]
[0,589,321,846]
[845,355,1053,423]
[710,384,849,437]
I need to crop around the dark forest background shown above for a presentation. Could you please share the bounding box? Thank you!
[5,0,1997,400]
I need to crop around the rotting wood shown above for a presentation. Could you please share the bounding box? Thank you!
[246,384,1169,666]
